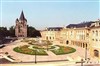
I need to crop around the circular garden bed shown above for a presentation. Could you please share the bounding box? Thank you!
[13,45,48,55]
[51,45,76,55]
[13,45,76,55]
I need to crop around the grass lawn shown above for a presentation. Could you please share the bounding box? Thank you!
[51,46,76,55]
[13,45,48,55]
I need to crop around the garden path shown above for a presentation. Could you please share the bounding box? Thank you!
[45,50,56,57]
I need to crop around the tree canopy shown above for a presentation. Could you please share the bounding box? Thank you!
[27,26,41,37]
[0,25,41,38]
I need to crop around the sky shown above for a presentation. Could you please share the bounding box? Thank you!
[0,0,100,30]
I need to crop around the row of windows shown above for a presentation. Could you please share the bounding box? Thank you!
[70,30,87,33]
[92,30,100,36]
[92,39,100,41]
[48,29,61,31]
[46,36,55,40]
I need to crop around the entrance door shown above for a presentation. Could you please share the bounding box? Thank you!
[66,40,69,44]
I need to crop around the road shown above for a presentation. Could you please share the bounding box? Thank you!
[0,61,100,66]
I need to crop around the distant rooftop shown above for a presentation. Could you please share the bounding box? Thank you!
[46,27,63,31]
[66,21,95,28]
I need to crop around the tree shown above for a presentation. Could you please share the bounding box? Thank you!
[0,27,8,44]
[32,30,41,37]
[27,26,41,37]
[9,26,15,37]
[0,27,8,37]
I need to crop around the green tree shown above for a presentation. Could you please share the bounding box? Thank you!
[9,26,15,37]
[0,27,8,37]
[27,26,41,37]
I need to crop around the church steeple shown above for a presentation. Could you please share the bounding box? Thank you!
[19,11,26,21]
[15,11,27,37]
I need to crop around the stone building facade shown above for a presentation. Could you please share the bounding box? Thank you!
[89,21,100,60]
[41,20,100,60]
[41,27,63,45]
[15,11,27,37]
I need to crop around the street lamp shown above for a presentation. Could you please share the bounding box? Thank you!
[34,49,37,64]
[76,59,85,66]
[34,36,39,64]
[47,44,48,51]
[85,44,87,60]
[46,40,50,51]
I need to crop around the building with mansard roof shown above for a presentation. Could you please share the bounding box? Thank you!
[41,20,100,60]
[40,27,63,45]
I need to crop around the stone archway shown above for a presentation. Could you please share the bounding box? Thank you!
[66,40,69,44]
[94,50,99,57]
[86,43,87,48]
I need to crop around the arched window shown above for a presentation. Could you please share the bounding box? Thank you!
[86,43,87,48]
[94,50,99,57]
[96,30,98,36]
[50,37,51,39]
[46,36,48,40]
[66,40,69,44]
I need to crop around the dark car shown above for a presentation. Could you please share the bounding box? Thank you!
[0,45,5,48]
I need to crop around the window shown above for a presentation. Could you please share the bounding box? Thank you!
[50,37,51,39]
[53,37,54,39]
[92,39,94,41]
[99,23,100,25]
[96,39,98,41]
[94,50,99,57]
[92,31,94,34]
[86,44,87,48]
[46,36,48,40]
[96,30,98,36]
[66,40,69,44]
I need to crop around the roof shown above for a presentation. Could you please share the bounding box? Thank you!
[66,22,94,28]
[90,26,100,29]
[19,11,27,21]
[16,18,19,21]
[47,27,63,31]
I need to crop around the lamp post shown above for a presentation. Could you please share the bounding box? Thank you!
[46,40,49,51]
[34,36,39,64]
[76,59,85,66]
[34,49,37,64]
[85,44,87,60]
[47,44,48,51]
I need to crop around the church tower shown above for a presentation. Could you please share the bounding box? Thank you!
[15,11,27,37]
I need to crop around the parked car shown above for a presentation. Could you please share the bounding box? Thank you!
[0,45,5,48]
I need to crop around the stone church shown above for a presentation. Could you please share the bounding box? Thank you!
[15,11,27,37]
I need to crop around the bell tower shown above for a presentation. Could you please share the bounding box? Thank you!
[15,11,27,37]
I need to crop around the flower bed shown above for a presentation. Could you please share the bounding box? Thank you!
[13,45,48,55]
[51,46,76,55]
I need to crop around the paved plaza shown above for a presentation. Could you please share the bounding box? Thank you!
[0,61,100,66]
[0,39,99,65]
